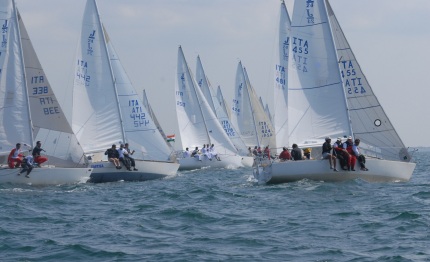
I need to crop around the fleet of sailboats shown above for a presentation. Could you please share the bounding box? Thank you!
[231,61,276,154]
[195,56,253,167]
[0,0,416,185]
[175,46,244,170]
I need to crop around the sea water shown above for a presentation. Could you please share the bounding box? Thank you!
[1,151,429,261]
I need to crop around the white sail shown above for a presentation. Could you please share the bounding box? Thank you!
[106,32,172,161]
[195,55,216,114]
[1,1,86,167]
[326,0,411,162]
[216,85,232,121]
[196,56,248,155]
[231,61,259,148]
[175,46,237,155]
[72,0,171,161]
[273,0,291,153]
[214,86,248,155]
[288,0,351,145]
[0,1,32,155]
[243,66,275,149]
[72,0,122,153]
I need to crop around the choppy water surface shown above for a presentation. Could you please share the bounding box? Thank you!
[1,151,429,261]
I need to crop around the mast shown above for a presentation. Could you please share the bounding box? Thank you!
[13,0,34,147]
[94,0,126,143]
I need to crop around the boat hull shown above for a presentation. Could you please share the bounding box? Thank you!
[179,154,243,170]
[88,160,179,183]
[0,165,93,185]
[254,158,416,184]
[241,156,254,168]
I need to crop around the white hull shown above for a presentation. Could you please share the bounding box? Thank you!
[254,158,416,184]
[179,154,243,171]
[0,165,93,185]
[241,156,254,168]
[88,160,179,183]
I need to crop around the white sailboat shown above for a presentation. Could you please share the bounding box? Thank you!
[71,0,179,182]
[0,0,92,185]
[254,0,416,183]
[195,56,253,167]
[175,46,243,170]
[231,61,276,152]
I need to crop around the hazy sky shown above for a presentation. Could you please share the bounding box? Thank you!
[14,0,430,147]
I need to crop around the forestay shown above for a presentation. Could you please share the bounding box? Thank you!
[288,0,351,145]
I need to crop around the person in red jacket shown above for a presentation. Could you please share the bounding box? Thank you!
[8,143,23,168]
[32,141,48,167]
[279,147,291,161]
[343,136,356,171]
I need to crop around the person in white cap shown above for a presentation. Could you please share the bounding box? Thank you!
[322,137,337,171]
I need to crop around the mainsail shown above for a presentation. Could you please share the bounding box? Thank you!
[288,0,352,145]
[72,0,172,161]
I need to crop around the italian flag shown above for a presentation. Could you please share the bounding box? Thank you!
[166,134,175,142]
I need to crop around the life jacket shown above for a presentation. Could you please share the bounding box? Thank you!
[322,142,332,154]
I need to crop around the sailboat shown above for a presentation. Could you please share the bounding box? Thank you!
[0,0,92,185]
[175,46,244,170]
[71,0,179,182]
[231,61,276,153]
[254,0,416,183]
[195,56,253,167]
